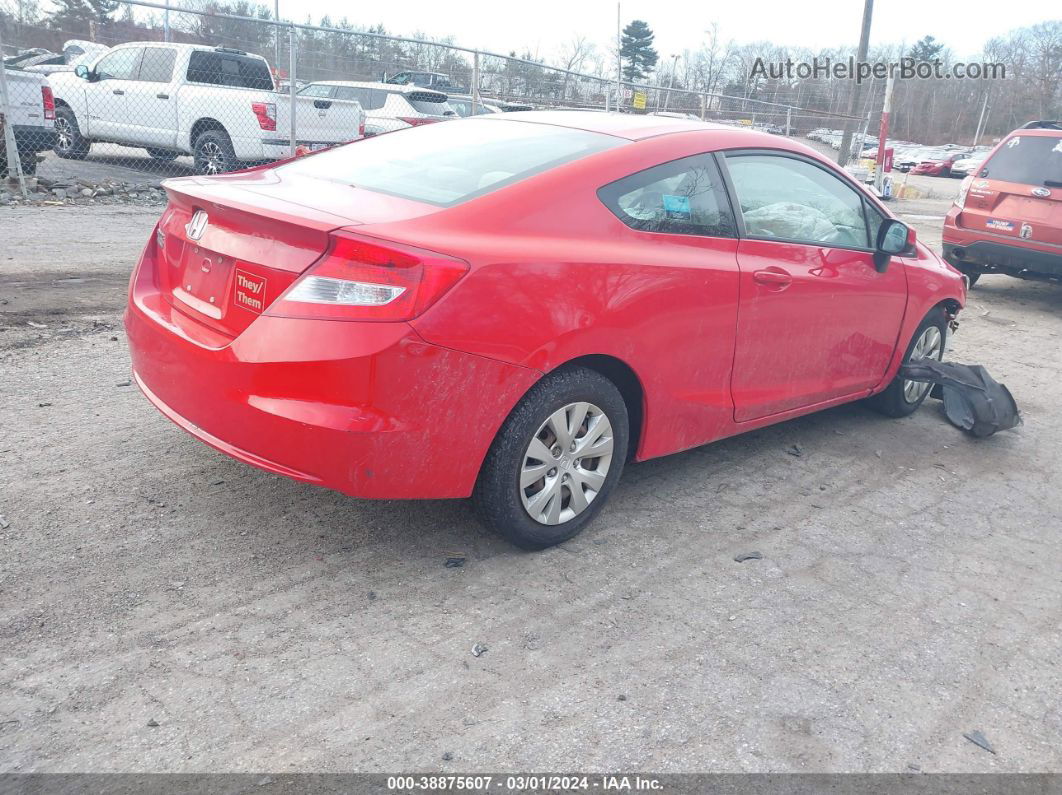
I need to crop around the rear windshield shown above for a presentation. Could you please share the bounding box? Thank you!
[406,91,451,115]
[187,51,273,90]
[981,135,1062,186]
[279,118,622,206]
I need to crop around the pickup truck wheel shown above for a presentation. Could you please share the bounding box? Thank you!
[866,308,948,419]
[54,107,90,160]
[473,367,629,550]
[146,148,179,162]
[193,130,238,175]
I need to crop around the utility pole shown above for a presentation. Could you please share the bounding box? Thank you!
[973,92,989,145]
[163,0,170,42]
[615,3,623,112]
[874,73,895,195]
[838,0,873,167]
[662,53,679,112]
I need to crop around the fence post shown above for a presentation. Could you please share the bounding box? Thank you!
[0,22,29,198]
[288,24,296,156]
[785,106,792,137]
[471,51,479,114]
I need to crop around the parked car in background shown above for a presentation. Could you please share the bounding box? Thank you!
[949,152,989,177]
[0,64,55,176]
[497,101,534,112]
[47,43,364,174]
[384,71,456,91]
[297,81,454,135]
[911,151,971,177]
[444,94,503,117]
[944,120,1062,286]
[125,112,964,550]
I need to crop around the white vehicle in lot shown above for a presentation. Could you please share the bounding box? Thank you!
[0,65,55,176]
[296,81,454,136]
[46,42,365,174]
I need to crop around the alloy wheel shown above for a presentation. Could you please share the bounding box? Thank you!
[520,401,614,525]
[199,141,224,174]
[903,325,943,402]
[55,117,73,152]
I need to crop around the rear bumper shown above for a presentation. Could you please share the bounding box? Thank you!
[125,242,539,498]
[13,125,56,154]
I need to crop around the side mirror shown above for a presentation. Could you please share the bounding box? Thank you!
[75,64,90,80]
[874,219,912,272]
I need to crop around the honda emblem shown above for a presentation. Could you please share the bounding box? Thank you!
[1031,187,1051,198]
[185,210,209,241]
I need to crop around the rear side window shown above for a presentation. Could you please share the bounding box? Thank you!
[279,117,621,206]
[407,91,449,115]
[981,135,1062,186]
[298,84,334,98]
[334,87,386,109]
[187,51,273,90]
[598,154,736,238]
[139,47,176,83]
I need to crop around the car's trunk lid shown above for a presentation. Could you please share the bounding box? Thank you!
[158,170,437,338]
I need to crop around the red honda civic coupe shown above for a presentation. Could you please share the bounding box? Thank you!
[125,112,966,549]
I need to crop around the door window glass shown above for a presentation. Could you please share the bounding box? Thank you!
[95,48,143,81]
[298,84,334,98]
[726,153,871,248]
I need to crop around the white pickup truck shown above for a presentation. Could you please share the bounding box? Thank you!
[0,65,55,176]
[46,42,365,174]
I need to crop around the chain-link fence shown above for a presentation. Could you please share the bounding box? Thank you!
[1,0,862,194]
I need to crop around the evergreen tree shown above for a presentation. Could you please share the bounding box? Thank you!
[907,35,944,62]
[620,20,658,82]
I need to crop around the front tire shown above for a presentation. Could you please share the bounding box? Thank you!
[473,367,629,550]
[192,129,238,175]
[54,106,90,160]
[867,308,948,418]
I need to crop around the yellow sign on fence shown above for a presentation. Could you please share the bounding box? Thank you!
[632,91,647,110]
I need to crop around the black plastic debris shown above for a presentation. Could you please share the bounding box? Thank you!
[898,360,1021,438]
[734,551,763,563]
[445,556,466,568]
[963,729,997,755]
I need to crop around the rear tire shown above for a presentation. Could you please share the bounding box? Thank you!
[53,106,90,160]
[192,129,238,175]
[473,367,629,550]
[866,308,948,418]
[957,266,981,287]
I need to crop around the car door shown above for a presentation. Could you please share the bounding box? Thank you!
[87,47,143,140]
[722,151,908,422]
[597,152,742,446]
[120,46,178,147]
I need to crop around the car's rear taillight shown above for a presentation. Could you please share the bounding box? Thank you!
[267,232,469,321]
[955,175,973,209]
[41,86,55,120]
[398,116,438,127]
[359,120,365,138]
[252,101,277,131]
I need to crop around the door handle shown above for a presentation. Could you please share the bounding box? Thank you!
[752,269,793,288]
[112,89,125,95]
[156,93,170,99]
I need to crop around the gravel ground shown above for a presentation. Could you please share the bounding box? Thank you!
[1,192,1060,773]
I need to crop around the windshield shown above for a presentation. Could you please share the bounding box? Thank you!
[981,135,1062,186]
[279,118,622,206]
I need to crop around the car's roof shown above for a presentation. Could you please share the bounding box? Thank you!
[473,110,776,142]
[312,80,446,94]
[109,41,267,58]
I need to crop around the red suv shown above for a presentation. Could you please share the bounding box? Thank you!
[943,121,1062,285]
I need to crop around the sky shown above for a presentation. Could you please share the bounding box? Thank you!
[284,0,1054,61]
